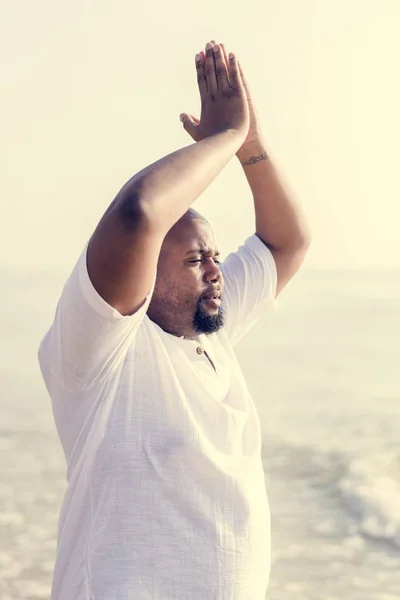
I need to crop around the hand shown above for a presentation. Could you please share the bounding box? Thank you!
[234,53,264,149]
[180,40,249,143]
[218,42,263,150]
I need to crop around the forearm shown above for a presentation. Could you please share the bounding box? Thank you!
[119,129,244,231]
[237,138,311,252]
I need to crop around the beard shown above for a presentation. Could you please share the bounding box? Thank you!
[192,297,225,335]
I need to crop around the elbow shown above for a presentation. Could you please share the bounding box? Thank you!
[294,218,313,253]
[118,189,156,229]
[118,189,142,222]
[298,228,312,252]
[292,233,312,264]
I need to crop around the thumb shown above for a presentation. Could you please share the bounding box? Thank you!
[180,113,200,141]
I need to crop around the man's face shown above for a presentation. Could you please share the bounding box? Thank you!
[147,217,225,337]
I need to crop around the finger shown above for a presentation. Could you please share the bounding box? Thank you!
[204,41,218,96]
[219,43,231,83]
[237,60,250,93]
[181,114,201,142]
[228,52,242,90]
[195,52,207,102]
[212,44,230,91]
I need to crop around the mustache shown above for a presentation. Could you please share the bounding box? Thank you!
[201,287,222,300]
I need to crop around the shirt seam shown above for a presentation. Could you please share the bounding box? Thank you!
[85,460,93,600]
[228,235,278,347]
[247,233,278,298]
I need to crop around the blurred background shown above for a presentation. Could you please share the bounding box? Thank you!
[1,0,399,598]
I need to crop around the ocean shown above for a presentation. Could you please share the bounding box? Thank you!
[1,266,399,599]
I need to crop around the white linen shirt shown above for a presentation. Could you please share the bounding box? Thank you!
[38,233,277,600]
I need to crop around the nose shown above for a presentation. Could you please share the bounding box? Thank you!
[204,259,222,284]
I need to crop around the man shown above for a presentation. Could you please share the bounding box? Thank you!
[38,40,311,599]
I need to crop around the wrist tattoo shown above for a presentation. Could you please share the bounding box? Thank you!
[240,152,268,166]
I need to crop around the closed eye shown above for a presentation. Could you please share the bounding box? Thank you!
[188,258,221,264]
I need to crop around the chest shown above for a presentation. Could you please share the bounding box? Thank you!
[103,328,260,458]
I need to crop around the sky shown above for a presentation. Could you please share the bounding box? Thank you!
[1,0,399,269]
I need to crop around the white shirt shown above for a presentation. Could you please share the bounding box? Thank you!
[38,234,277,600]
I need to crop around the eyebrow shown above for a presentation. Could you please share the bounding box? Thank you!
[185,249,220,256]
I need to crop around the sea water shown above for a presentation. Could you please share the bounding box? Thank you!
[1,266,399,599]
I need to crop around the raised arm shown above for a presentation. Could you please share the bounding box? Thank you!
[88,44,249,317]
[181,41,312,299]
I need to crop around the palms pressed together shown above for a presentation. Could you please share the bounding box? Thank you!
[180,40,263,150]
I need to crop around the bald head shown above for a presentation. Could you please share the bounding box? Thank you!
[164,208,209,244]
[147,210,225,337]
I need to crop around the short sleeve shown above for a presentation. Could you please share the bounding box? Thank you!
[38,241,156,392]
[220,234,278,347]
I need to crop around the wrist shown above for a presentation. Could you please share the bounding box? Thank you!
[236,137,268,164]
